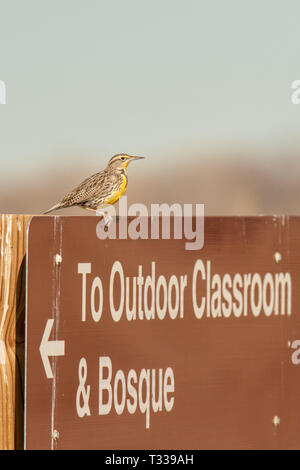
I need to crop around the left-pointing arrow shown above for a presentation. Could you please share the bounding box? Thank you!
[39,319,65,379]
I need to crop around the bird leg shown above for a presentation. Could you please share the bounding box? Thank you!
[96,209,113,227]
[83,206,112,227]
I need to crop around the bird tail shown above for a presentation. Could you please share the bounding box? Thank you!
[43,203,62,214]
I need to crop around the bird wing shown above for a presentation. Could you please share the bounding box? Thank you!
[60,170,111,207]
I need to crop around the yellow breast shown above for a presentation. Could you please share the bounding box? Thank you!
[105,174,127,205]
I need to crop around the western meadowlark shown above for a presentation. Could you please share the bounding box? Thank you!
[44,153,144,214]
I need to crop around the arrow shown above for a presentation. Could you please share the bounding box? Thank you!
[39,319,65,379]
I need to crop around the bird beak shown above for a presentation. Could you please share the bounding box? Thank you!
[129,155,145,161]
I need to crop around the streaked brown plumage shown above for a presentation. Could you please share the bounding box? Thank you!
[44,153,144,214]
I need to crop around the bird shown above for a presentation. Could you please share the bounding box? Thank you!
[44,153,144,214]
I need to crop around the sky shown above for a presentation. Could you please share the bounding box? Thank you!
[0,0,300,179]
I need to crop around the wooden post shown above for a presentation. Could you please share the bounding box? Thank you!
[0,215,31,450]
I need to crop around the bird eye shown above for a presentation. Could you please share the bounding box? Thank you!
[121,157,126,161]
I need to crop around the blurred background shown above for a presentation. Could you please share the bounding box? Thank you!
[0,0,300,216]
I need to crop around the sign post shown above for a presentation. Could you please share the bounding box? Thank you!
[25,216,300,449]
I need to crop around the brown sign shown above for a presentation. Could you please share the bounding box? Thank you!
[25,216,300,449]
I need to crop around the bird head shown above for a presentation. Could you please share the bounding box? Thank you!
[107,153,144,171]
